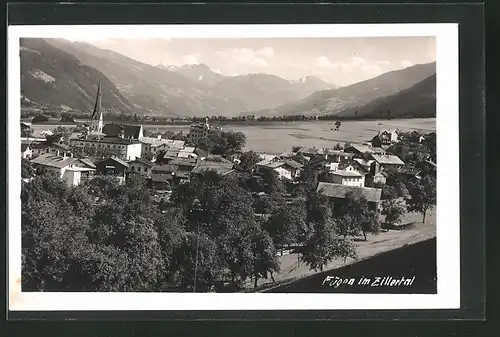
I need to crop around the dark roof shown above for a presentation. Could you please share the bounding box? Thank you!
[195,148,209,158]
[102,123,142,139]
[192,161,234,176]
[95,156,129,168]
[152,164,179,174]
[283,159,303,169]
[30,153,95,169]
[317,182,382,203]
[130,157,154,167]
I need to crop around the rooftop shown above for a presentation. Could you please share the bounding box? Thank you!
[96,156,129,168]
[152,164,179,174]
[130,157,154,167]
[192,161,235,176]
[70,136,141,145]
[102,123,142,139]
[330,170,363,178]
[345,144,385,154]
[170,158,198,167]
[317,182,382,203]
[30,153,95,169]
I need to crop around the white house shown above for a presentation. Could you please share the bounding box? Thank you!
[256,159,303,180]
[328,170,365,187]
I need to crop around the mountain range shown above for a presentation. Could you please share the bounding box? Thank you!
[255,61,436,117]
[337,73,436,118]
[20,38,134,114]
[20,38,436,119]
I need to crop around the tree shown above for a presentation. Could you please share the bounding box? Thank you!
[251,229,280,288]
[238,151,260,172]
[381,199,406,227]
[21,127,33,138]
[292,145,301,153]
[264,201,305,249]
[46,126,72,145]
[172,231,222,291]
[335,121,342,131]
[31,115,49,123]
[335,192,380,241]
[406,175,436,223]
[21,158,35,179]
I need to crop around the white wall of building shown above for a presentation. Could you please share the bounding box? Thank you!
[125,143,142,161]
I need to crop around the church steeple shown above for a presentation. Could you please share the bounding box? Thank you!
[91,81,103,133]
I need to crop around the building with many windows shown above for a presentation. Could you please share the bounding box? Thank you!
[69,135,142,161]
[188,118,211,144]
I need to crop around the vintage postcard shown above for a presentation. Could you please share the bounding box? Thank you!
[8,23,459,311]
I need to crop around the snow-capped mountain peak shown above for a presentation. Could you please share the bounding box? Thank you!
[156,63,179,71]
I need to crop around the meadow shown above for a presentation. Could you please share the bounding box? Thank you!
[29,118,436,154]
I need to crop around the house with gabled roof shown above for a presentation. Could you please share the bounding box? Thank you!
[95,156,129,184]
[317,182,382,212]
[327,170,365,187]
[129,157,154,177]
[30,153,96,187]
[370,154,405,169]
[256,159,303,180]
[344,144,386,156]
[191,160,235,178]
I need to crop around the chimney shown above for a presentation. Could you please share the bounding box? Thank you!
[55,150,60,157]
[370,161,380,175]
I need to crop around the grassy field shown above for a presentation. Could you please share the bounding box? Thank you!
[29,118,436,153]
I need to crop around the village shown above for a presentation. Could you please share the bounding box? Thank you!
[20,83,437,292]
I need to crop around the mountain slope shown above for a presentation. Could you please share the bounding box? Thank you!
[46,39,249,117]
[338,74,436,118]
[211,73,301,111]
[290,76,337,97]
[20,38,133,114]
[258,62,436,117]
[172,64,226,86]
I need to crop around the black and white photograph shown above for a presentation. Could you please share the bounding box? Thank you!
[8,24,460,311]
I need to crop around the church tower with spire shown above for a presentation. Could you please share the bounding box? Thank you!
[91,81,103,134]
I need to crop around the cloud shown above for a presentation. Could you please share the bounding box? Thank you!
[377,60,391,66]
[315,56,348,70]
[182,54,200,65]
[351,56,367,67]
[255,47,275,59]
[215,48,270,68]
[401,60,414,68]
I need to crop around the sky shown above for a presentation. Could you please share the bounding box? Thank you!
[70,37,436,86]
